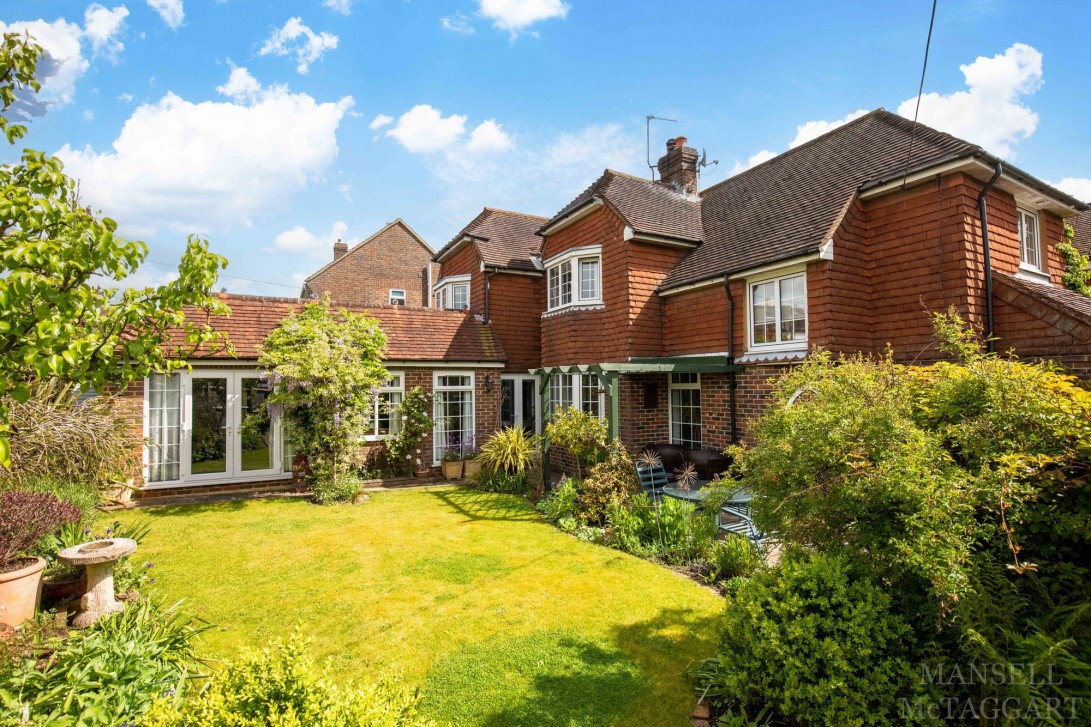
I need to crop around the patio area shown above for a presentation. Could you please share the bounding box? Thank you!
[118,486,724,726]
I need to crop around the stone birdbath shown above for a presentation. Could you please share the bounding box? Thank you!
[57,538,137,628]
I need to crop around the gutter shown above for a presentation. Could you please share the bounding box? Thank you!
[483,269,497,323]
[977,161,1003,353]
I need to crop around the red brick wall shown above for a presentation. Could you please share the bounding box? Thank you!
[307,222,433,307]
[487,273,542,372]
[663,284,729,356]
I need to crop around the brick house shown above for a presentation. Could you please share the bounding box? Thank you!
[126,294,504,498]
[132,108,1091,493]
[301,218,438,307]
[430,208,548,434]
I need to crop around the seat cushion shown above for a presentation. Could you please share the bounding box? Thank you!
[643,443,685,476]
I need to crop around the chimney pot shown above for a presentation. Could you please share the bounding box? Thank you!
[333,239,348,260]
[666,138,676,151]
[675,136,688,149]
[656,134,699,195]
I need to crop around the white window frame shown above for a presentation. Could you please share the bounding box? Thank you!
[1018,208,1043,272]
[432,274,471,310]
[668,373,702,449]
[547,372,605,421]
[389,289,406,305]
[747,267,808,353]
[544,245,602,312]
[142,370,291,490]
[433,371,475,464]
[365,372,404,441]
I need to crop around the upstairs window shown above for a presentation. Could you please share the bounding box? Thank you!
[433,276,470,310]
[389,289,406,306]
[750,272,807,348]
[545,246,602,312]
[1018,209,1041,271]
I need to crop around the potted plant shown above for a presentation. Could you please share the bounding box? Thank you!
[462,437,482,479]
[0,491,81,626]
[441,445,464,480]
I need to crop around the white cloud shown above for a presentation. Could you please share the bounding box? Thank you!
[57,69,354,237]
[83,4,129,62]
[118,92,134,103]
[789,109,869,148]
[0,17,87,116]
[146,0,184,30]
[322,0,356,15]
[336,181,352,202]
[729,149,777,176]
[441,13,475,35]
[368,113,393,130]
[1054,178,1091,203]
[467,120,512,153]
[216,66,262,103]
[259,17,339,74]
[386,104,467,153]
[896,43,1042,158]
[82,108,95,121]
[477,0,569,37]
[267,221,350,258]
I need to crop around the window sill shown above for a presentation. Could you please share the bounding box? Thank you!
[1015,265,1051,285]
[542,303,605,319]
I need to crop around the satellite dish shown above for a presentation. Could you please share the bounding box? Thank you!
[699,149,719,169]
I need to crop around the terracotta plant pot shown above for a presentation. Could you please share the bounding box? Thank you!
[441,460,463,480]
[42,571,87,607]
[0,557,47,627]
[414,467,432,479]
[463,459,482,479]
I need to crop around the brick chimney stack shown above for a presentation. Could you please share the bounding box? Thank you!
[333,239,348,260]
[657,136,699,195]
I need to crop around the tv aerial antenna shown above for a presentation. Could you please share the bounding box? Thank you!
[646,114,677,181]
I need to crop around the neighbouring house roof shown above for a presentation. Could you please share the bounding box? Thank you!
[541,169,703,243]
[176,294,506,363]
[658,109,1088,291]
[303,218,434,287]
[1070,210,1091,256]
[994,272,1091,341]
[433,208,548,272]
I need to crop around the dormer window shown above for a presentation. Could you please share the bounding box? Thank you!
[545,245,602,312]
[433,275,470,310]
[1018,208,1041,271]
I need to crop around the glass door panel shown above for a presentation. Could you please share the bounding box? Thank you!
[521,379,538,435]
[500,379,516,429]
[190,375,229,477]
[238,376,275,473]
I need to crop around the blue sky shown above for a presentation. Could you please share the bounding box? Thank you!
[3,0,1090,295]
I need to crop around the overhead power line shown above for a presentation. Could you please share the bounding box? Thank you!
[900,0,939,189]
[145,259,301,291]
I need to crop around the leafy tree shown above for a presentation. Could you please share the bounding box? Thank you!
[545,405,607,478]
[0,33,231,466]
[1057,223,1091,296]
[258,295,388,503]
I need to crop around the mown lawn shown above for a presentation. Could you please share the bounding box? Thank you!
[119,487,724,726]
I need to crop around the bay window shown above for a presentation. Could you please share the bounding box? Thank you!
[750,272,806,348]
[434,275,470,310]
[545,246,602,312]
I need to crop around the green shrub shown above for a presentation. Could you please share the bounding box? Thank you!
[710,534,762,581]
[312,473,366,505]
[575,440,638,525]
[545,406,607,478]
[695,553,921,726]
[383,386,432,476]
[605,494,718,566]
[144,633,428,727]
[537,477,578,524]
[0,598,208,725]
[469,468,528,495]
[477,426,540,477]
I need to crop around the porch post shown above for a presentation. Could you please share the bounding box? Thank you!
[540,373,552,490]
[605,373,619,442]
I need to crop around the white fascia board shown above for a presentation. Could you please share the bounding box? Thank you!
[542,244,602,267]
[623,226,700,248]
[657,276,726,297]
[727,253,821,281]
[858,157,977,199]
[432,273,471,291]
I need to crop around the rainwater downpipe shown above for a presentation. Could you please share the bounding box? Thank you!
[724,278,738,443]
[977,161,1003,353]
[483,269,498,322]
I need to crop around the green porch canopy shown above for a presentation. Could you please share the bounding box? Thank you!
[529,356,742,486]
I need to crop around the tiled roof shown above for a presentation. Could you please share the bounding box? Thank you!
[176,294,506,363]
[994,272,1091,329]
[1070,210,1091,256]
[660,109,985,289]
[304,219,433,284]
[435,208,547,271]
[543,170,703,242]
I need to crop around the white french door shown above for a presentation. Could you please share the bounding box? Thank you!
[500,375,540,435]
[146,370,284,487]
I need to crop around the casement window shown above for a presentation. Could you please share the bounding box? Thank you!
[389,289,406,306]
[749,272,807,349]
[669,373,702,449]
[433,373,475,462]
[368,373,404,440]
[548,373,604,420]
[1018,209,1041,271]
[433,275,470,310]
[545,246,602,312]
